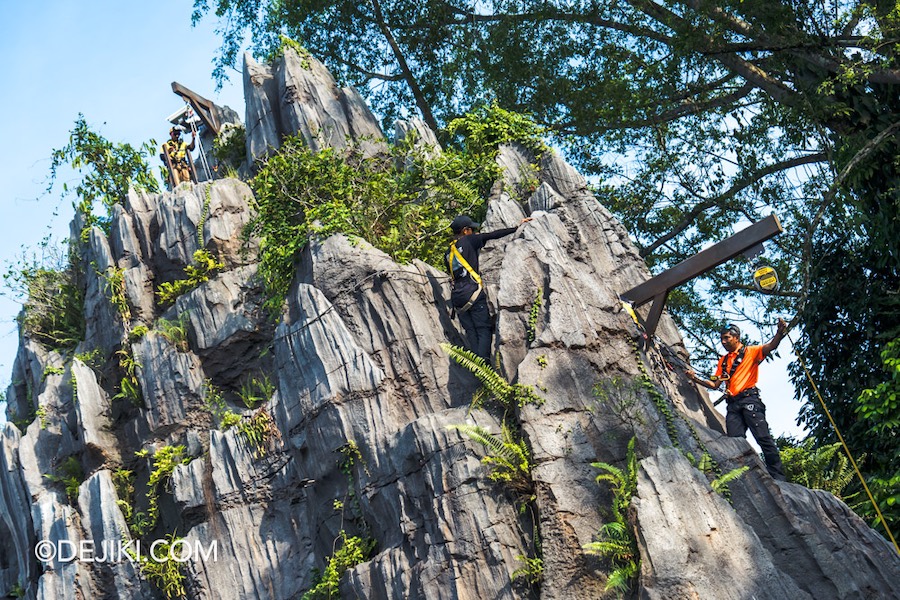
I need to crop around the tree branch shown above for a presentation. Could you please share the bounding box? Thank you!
[370,0,439,132]
[426,2,675,44]
[641,152,827,257]
[560,81,754,134]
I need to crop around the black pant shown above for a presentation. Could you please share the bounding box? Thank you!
[726,392,786,481]
[457,294,493,362]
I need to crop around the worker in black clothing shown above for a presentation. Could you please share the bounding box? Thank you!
[446,214,532,361]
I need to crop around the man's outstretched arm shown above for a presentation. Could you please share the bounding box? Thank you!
[761,318,788,358]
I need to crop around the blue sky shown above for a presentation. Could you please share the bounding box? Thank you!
[0,0,244,413]
[0,2,806,443]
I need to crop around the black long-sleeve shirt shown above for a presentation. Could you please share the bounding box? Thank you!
[446,227,517,308]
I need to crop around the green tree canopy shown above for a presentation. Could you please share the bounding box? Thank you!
[193,0,900,534]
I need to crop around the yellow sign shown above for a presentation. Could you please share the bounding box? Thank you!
[753,266,779,292]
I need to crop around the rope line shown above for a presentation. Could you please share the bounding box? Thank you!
[787,332,899,555]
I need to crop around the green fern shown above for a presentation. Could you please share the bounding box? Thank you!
[590,438,638,523]
[511,554,543,584]
[585,437,640,595]
[441,343,542,408]
[780,438,855,497]
[156,312,190,351]
[447,423,532,495]
[711,466,749,495]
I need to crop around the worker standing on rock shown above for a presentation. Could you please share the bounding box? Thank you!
[686,320,788,481]
[161,126,196,188]
[446,214,531,362]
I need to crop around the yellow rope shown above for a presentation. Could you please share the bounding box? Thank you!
[788,333,899,555]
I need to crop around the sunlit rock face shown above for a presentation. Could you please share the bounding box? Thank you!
[1,47,897,600]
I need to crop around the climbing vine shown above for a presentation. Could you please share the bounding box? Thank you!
[626,336,748,498]
[526,287,542,344]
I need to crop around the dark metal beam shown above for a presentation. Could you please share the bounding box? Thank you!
[621,214,783,337]
[171,82,221,134]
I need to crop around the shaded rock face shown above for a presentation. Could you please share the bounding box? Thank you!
[2,49,898,600]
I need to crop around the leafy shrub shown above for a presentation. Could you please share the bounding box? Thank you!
[156,313,191,352]
[302,532,375,600]
[133,446,192,536]
[236,408,280,458]
[49,115,159,242]
[237,373,275,409]
[778,436,855,497]
[127,532,187,599]
[4,245,85,351]
[512,554,544,585]
[156,249,225,307]
[44,456,85,504]
[247,105,546,316]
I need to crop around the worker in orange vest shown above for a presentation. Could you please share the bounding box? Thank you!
[687,320,788,481]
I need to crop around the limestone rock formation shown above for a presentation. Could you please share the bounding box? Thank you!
[1,47,897,600]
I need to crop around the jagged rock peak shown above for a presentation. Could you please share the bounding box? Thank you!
[1,49,897,600]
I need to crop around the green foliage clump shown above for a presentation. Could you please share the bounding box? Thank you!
[112,468,137,523]
[235,408,280,458]
[302,531,375,600]
[156,249,225,307]
[35,405,49,429]
[127,532,187,599]
[247,105,545,316]
[448,423,533,496]
[75,347,105,370]
[156,313,191,352]
[584,437,640,595]
[778,437,855,498]
[446,101,547,162]
[100,265,131,324]
[441,343,542,409]
[113,347,142,406]
[128,325,149,342]
[44,456,85,504]
[237,373,275,409]
[4,245,85,351]
[263,35,313,67]
[212,123,247,172]
[49,115,159,242]
[203,380,239,428]
[203,380,279,457]
[856,338,900,432]
[134,446,192,536]
[42,365,65,379]
[512,554,544,585]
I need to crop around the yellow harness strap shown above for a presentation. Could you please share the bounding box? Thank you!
[448,241,484,312]
[448,241,483,286]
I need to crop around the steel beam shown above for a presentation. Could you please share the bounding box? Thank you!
[621,214,783,338]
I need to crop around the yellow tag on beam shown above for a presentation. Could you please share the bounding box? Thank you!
[753,265,779,292]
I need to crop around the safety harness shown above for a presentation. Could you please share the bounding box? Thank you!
[717,346,762,403]
[717,345,747,382]
[447,241,483,313]
[164,140,189,164]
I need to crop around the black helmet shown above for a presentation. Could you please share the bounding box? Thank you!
[450,215,480,234]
